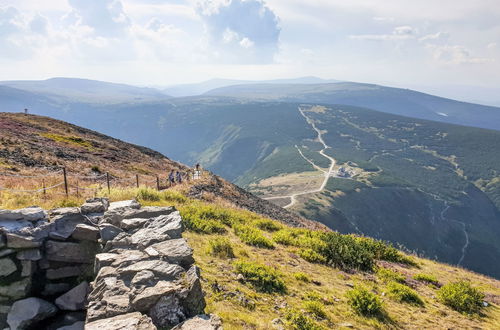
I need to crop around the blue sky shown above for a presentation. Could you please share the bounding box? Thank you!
[1,0,499,104]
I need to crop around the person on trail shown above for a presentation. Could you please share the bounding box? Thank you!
[194,163,201,179]
[168,170,175,185]
[176,171,182,184]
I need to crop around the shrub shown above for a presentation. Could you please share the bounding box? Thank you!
[273,228,305,246]
[320,232,375,271]
[253,218,282,232]
[293,272,310,283]
[377,267,406,283]
[233,224,274,249]
[234,260,286,293]
[356,237,416,266]
[181,204,229,234]
[386,282,424,306]
[299,248,327,264]
[136,187,161,201]
[207,237,235,258]
[437,281,485,314]
[413,273,439,286]
[303,301,327,319]
[161,190,188,203]
[285,309,324,330]
[346,287,383,317]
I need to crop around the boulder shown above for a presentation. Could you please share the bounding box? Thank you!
[150,294,185,328]
[120,260,185,280]
[120,218,149,230]
[55,282,89,311]
[86,278,132,322]
[85,312,156,330]
[20,260,36,277]
[71,224,99,241]
[99,224,123,242]
[56,320,85,330]
[46,266,88,280]
[103,205,172,227]
[0,219,32,232]
[131,270,156,286]
[46,240,97,263]
[0,207,46,222]
[81,198,109,215]
[0,258,17,277]
[0,278,31,300]
[178,266,206,317]
[6,233,42,249]
[172,314,223,330]
[108,200,141,212]
[7,297,57,330]
[0,248,15,257]
[16,248,42,261]
[50,211,86,240]
[130,213,183,248]
[131,281,179,312]
[150,238,194,268]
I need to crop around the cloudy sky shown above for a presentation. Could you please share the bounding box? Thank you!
[1,0,499,103]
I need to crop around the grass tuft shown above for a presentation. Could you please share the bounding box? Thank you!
[234,260,286,293]
[233,224,274,249]
[437,280,485,314]
[207,237,235,258]
[346,286,383,317]
[386,282,424,306]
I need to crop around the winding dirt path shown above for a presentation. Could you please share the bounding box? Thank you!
[264,107,336,209]
[439,199,469,266]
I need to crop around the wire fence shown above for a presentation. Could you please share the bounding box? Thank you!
[0,167,203,198]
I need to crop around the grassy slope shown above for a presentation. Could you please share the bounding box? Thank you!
[4,186,499,329]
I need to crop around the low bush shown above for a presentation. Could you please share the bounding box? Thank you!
[136,187,161,201]
[293,272,310,283]
[356,237,417,266]
[303,301,327,319]
[298,248,327,264]
[207,237,235,258]
[234,260,286,293]
[386,282,424,306]
[377,267,406,283]
[285,309,324,330]
[233,224,274,249]
[413,273,439,286]
[253,218,282,232]
[437,281,484,314]
[181,204,230,234]
[346,287,383,317]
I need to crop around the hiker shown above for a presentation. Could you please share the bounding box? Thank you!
[176,171,183,184]
[194,163,201,179]
[168,170,175,185]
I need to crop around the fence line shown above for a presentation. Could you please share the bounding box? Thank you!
[0,167,202,197]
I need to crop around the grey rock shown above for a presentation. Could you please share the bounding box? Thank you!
[271,318,285,330]
[85,312,155,330]
[0,207,46,222]
[46,240,97,263]
[94,253,118,273]
[42,283,71,296]
[49,207,80,217]
[0,249,15,258]
[20,260,36,277]
[0,258,17,277]
[122,206,176,221]
[50,212,86,240]
[121,260,185,280]
[178,265,206,317]
[130,213,183,248]
[108,200,141,211]
[172,314,223,330]
[81,198,108,215]
[86,278,132,322]
[55,281,89,311]
[56,320,85,330]
[16,249,42,261]
[150,294,185,328]
[0,235,5,248]
[6,233,41,249]
[150,238,194,268]
[131,270,156,286]
[7,297,57,330]
[0,278,31,299]
[120,218,148,230]
[0,219,32,232]
[46,266,87,280]
[131,281,179,312]
[99,224,123,242]
[71,224,99,241]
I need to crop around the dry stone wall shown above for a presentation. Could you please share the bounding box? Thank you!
[0,199,221,330]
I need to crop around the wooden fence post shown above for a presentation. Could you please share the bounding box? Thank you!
[156,176,160,191]
[63,167,68,196]
[42,179,46,198]
[76,181,79,197]
[136,174,139,188]
[106,172,110,194]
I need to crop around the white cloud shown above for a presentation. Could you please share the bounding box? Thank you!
[487,42,497,49]
[240,37,255,48]
[428,44,493,64]
[350,26,417,41]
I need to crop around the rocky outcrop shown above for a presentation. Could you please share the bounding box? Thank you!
[0,199,218,329]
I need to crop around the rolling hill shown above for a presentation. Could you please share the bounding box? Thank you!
[205,82,500,131]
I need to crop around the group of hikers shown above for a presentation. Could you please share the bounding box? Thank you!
[168,163,201,186]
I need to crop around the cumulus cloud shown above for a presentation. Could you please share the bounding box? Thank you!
[65,0,131,37]
[197,0,281,63]
[428,44,493,64]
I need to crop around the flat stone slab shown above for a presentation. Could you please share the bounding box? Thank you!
[46,265,88,280]
[0,207,47,222]
[172,314,223,330]
[55,281,89,311]
[71,224,100,241]
[46,240,97,263]
[16,248,42,261]
[7,297,58,330]
[0,257,17,277]
[150,238,194,267]
[0,278,31,300]
[85,312,156,330]
[6,233,42,249]
[108,200,141,211]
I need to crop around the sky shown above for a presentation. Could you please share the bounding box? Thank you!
[1,0,499,104]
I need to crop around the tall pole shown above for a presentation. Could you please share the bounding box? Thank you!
[136,174,139,188]
[42,179,46,198]
[63,167,68,196]
[156,175,160,191]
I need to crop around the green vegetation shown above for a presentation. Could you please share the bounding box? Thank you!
[293,272,310,283]
[414,273,439,286]
[298,248,327,264]
[252,218,282,232]
[233,224,274,249]
[41,133,95,150]
[303,300,328,319]
[346,287,383,317]
[437,281,485,314]
[234,260,286,293]
[386,282,424,306]
[207,237,235,258]
[377,267,406,283]
[285,309,324,330]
